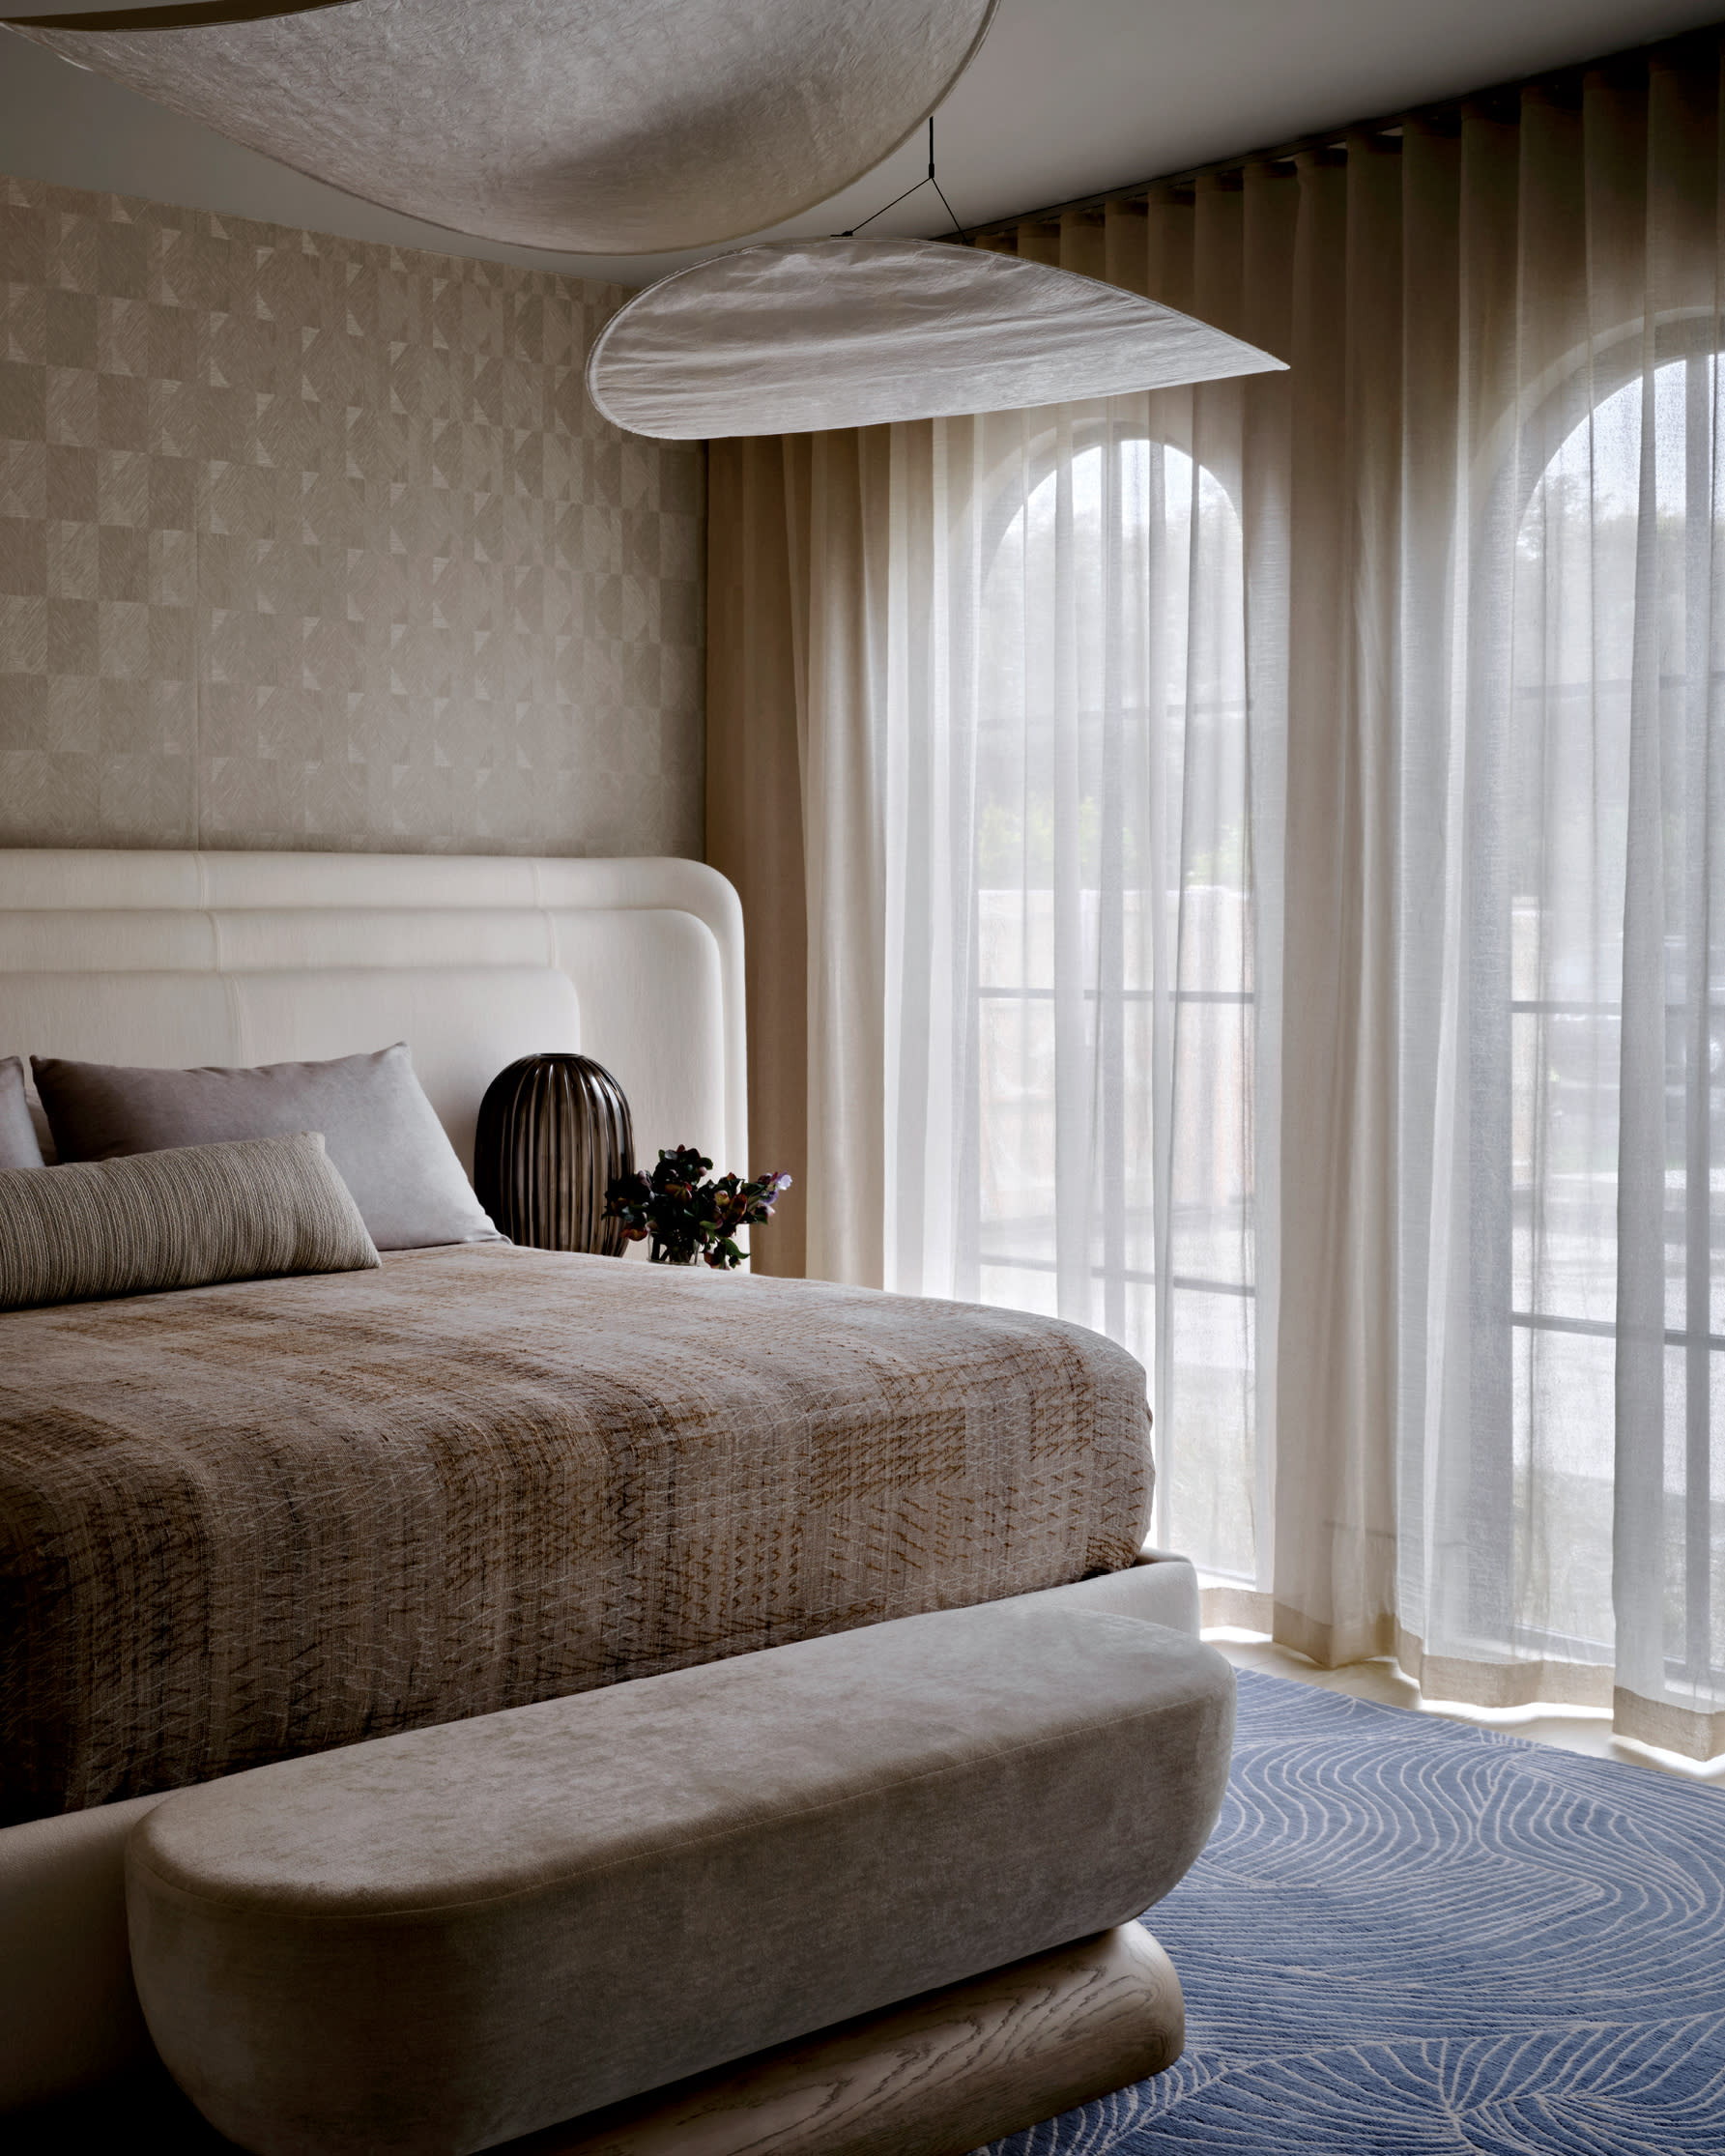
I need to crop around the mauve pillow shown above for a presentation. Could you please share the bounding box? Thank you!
[33,1043,502,1252]
[0,1058,45,1171]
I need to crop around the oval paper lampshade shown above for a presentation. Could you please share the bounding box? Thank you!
[585,237,1289,440]
[13,0,999,255]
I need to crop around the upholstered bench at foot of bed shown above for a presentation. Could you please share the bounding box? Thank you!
[0,1550,1208,2121]
[128,1598,1233,2156]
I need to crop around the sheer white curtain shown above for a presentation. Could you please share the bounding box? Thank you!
[877,402,1270,1584]
[1389,70,1725,1759]
[711,33,1725,1758]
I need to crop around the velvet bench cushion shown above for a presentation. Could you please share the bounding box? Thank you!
[126,1599,1235,2156]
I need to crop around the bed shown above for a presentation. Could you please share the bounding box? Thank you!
[3,1241,1151,1825]
[0,848,1170,2118]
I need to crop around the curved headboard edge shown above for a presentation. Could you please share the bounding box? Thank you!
[0,850,747,1180]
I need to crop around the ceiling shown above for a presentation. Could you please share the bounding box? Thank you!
[2,0,1722,288]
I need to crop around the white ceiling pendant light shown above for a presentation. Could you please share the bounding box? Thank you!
[8,0,999,254]
[587,235,1288,440]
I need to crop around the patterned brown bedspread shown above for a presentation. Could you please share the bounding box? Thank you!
[0,1245,1152,1823]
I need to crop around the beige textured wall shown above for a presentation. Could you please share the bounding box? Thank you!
[0,175,704,855]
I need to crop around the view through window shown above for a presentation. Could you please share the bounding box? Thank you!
[1508,344,1724,1685]
[969,424,1258,1571]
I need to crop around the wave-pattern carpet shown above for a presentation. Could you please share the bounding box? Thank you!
[988,1670,1725,2155]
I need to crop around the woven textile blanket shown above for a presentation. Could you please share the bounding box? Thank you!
[0,1246,1152,1824]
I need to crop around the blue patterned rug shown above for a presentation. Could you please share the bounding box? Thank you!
[988,1671,1725,2155]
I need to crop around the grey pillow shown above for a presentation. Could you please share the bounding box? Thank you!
[0,1135,380,1313]
[33,1044,502,1252]
[0,1057,45,1171]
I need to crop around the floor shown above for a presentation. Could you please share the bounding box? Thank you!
[1208,1628,1725,1788]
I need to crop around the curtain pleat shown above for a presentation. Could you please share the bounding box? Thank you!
[706,28,1725,1759]
[705,437,808,1277]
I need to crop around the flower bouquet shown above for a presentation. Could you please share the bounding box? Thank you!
[604,1145,792,1268]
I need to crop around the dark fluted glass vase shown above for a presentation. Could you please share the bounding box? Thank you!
[473,1053,635,1255]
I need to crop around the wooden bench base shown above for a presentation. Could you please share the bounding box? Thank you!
[519,1925,1183,2156]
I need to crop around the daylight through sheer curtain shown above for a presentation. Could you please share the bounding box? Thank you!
[706,30,1725,1758]
[881,406,1266,1583]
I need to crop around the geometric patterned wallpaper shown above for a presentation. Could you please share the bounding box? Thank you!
[0,175,704,857]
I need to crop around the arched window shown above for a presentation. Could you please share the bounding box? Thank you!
[957,415,1259,1574]
[1504,335,1725,1675]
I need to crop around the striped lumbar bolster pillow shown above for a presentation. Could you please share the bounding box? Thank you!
[0,1134,380,1312]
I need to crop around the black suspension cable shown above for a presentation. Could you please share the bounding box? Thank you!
[929,117,968,242]
[840,175,933,238]
[839,115,969,242]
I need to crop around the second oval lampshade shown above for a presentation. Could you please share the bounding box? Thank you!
[585,236,1289,439]
[13,0,999,254]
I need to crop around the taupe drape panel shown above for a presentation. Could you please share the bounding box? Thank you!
[708,432,889,1284]
[707,440,809,1279]
[707,30,1725,1757]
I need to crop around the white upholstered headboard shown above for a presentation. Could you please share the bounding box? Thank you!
[0,851,746,1186]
